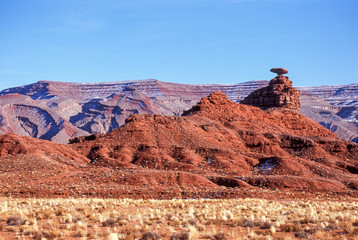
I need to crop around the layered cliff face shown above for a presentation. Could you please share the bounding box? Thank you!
[1,92,357,198]
[299,83,358,142]
[0,78,357,143]
[0,80,269,143]
[240,73,300,110]
[299,93,358,143]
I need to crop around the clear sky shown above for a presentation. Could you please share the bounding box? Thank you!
[1,0,357,90]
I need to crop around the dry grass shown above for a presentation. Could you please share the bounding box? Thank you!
[0,197,357,239]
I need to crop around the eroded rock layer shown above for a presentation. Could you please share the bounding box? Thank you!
[0,92,357,198]
[1,79,357,143]
[240,75,300,110]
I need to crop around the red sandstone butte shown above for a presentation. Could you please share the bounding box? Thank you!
[0,90,357,198]
[240,69,300,110]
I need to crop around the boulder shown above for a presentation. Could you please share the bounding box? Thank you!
[270,68,288,76]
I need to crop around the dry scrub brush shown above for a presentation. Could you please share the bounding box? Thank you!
[0,197,357,239]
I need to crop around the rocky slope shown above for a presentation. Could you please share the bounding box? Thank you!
[0,78,357,143]
[299,84,358,142]
[1,91,357,198]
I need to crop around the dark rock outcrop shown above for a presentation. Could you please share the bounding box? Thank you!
[270,68,288,76]
[240,69,300,110]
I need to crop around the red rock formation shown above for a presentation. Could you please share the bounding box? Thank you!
[0,92,357,198]
[1,79,358,143]
[240,69,300,110]
[0,80,269,143]
[68,92,357,195]
[0,133,88,163]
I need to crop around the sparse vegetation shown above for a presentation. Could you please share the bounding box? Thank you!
[0,197,357,239]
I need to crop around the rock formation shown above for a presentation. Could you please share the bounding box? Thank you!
[68,92,357,194]
[0,79,357,143]
[240,68,301,110]
[270,67,288,76]
[0,80,268,143]
[0,92,357,198]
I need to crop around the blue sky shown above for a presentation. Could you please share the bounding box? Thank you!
[1,0,357,90]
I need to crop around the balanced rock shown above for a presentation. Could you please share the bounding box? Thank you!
[240,68,300,110]
[270,68,288,76]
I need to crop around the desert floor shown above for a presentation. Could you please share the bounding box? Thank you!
[1,197,358,239]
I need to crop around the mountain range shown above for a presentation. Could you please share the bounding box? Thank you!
[0,79,357,143]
